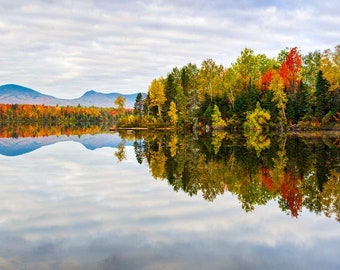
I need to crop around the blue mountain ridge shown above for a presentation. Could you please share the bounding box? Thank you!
[0,84,144,108]
[0,133,134,157]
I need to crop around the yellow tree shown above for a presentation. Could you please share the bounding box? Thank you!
[211,130,227,155]
[211,104,226,130]
[320,45,340,94]
[168,134,178,157]
[148,77,166,118]
[321,171,340,222]
[149,145,167,179]
[223,67,238,107]
[114,140,126,161]
[197,59,224,102]
[270,70,287,128]
[243,102,271,156]
[167,101,178,126]
[113,96,126,116]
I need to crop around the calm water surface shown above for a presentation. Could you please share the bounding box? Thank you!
[0,132,339,270]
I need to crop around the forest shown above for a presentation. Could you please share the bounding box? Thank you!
[115,130,340,221]
[116,45,340,132]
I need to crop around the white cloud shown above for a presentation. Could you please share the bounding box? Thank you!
[0,0,339,98]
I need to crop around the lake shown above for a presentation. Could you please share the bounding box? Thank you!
[0,128,339,270]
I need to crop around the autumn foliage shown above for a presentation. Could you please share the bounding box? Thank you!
[0,123,105,138]
[260,69,274,91]
[116,45,339,131]
[261,167,275,191]
[279,47,303,93]
[0,104,116,124]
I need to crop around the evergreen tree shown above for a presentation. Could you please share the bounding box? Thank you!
[134,92,144,117]
[181,63,199,125]
[315,70,330,120]
[164,69,180,117]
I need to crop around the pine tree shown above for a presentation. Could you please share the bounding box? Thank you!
[315,70,330,120]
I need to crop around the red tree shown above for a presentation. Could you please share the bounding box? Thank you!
[260,167,275,191]
[260,69,274,91]
[280,172,303,217]
[279,47,302,93]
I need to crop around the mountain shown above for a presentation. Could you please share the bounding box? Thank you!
[72,90,140,108]
[0,84,141,108]
[0,133,134,156]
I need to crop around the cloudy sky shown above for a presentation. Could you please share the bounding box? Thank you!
[0,0,339,98]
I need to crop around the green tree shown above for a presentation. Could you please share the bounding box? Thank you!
[315,70,330,121]
[164,68,181,118]
[302,50,321,115]
[181,63,199,125]
[134,92,144,117]
[286,82,308,124]
[320,45,340,114]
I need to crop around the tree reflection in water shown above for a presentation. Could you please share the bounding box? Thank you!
[117,130,340,222]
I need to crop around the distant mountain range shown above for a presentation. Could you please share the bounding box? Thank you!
[0,84,143,108]
[0,133,134,156]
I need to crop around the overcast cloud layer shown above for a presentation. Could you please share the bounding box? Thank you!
[0,0,339,98]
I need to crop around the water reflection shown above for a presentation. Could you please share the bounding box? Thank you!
[0,122,109,138]
[0,124,132,156]
[0,128,339,269]
[117,130,340,221]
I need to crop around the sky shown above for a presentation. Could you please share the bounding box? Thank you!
[0,0,339,99]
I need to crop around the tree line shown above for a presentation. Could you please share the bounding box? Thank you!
[0,104,116,125]
[116,45,340,131]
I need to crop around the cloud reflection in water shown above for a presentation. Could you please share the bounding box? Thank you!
[0,141,339,270]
